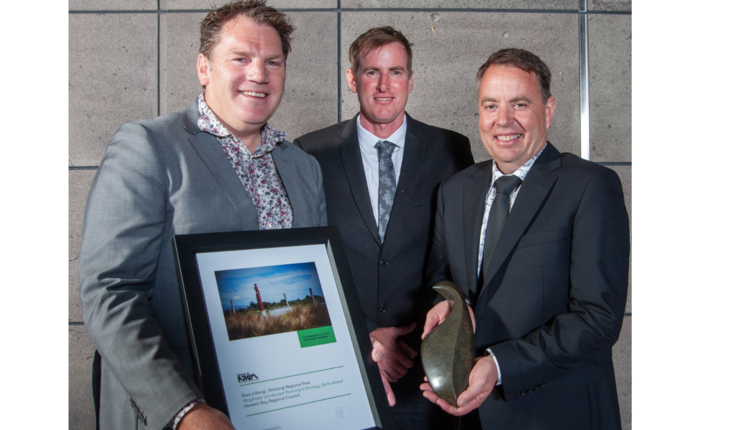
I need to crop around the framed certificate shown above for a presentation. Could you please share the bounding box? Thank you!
[173,227,394,430]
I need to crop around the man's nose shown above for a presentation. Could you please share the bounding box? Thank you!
[377,74,389,91]
[247,60,268,84]
[496,104,513,125]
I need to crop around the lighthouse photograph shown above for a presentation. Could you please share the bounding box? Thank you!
[214,262,333,341]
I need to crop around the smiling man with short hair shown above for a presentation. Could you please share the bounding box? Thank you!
[79,2,326,429]
[421,48,630,430]
[294,26,474,429]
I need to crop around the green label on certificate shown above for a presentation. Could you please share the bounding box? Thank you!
[298,325,336,348]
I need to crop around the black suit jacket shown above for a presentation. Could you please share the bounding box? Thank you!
[294,114,473,340]
[429,144,629,429]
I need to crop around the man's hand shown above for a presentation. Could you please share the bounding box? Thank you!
[370,324,418,383]
[420,355,497,416]
[178,403,235,430]
[379,371,396,407]
[421,300,476,340]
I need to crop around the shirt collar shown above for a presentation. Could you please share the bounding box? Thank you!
[196,93,286,155]
[356,113,407,152]
[491,142,547,184]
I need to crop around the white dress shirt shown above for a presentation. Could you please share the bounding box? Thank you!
[356,114,407,226]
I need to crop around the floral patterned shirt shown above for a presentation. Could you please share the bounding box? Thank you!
[197,94,293,230]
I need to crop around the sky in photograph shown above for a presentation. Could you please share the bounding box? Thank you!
[215,262,323,311]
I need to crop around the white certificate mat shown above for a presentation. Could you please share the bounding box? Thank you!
[179,231,386,430]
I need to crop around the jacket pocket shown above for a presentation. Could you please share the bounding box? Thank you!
[413,197,431,207]
[517,228,567,249]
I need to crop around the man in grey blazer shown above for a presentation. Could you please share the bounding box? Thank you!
[79,2,326,429]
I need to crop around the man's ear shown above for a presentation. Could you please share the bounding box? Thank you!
[197,53,210,87]
[545,96,556,129]
[346,68,358,94]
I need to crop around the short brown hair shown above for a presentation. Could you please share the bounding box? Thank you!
[199,0,295,61]
[477,48,552,102]
[348,26,413,74]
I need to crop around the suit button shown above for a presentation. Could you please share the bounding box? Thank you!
[380,259,389,267]
[379,304,387,312]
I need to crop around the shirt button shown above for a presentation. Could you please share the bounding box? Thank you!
[379,304,387,313]
[380,259,389,267]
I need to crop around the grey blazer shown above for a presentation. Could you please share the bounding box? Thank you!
[79,100,327,429]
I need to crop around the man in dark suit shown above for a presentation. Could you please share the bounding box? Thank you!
[421,48,629,429]
[294,27,474,429]
[79,2,326,429]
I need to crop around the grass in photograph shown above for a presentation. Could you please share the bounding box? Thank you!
[225,304,332,340]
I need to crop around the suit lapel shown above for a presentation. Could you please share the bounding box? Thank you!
[182,102,259,231]
[463,162,494,291]
[478,144,561,300]
[338,117,382,245]
[272,144,310,228]
[383,116,426,245]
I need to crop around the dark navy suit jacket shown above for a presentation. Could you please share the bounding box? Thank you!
[429,143,629,429]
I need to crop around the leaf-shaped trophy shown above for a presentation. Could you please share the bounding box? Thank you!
[421,281,475,408]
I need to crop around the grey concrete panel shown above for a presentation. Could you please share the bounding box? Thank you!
[161,0,336,9]
[69,0,156,10]
[588,0,631,12]
[341,12,580,162]
[70,171,97,323]
[271,12,338,137]
[612,316,631,430]
[342,0,576,9]
[610,165,631,313]
[589,14,631,162]
[70,326,96,430]
[162,12,338,139]
[70,14,158,166]
[159,12,206,115]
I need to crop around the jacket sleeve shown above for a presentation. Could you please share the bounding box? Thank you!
[79,122,201,429]
[490,167,630,399]
[309,152,328,227]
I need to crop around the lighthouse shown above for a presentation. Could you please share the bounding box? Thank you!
[254,284,266,316]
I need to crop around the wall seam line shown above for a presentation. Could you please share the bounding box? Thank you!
[157,0,161,117]
[579,0,590,160]
[337,1,342,124]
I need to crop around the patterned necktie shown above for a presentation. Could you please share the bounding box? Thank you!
[481,175,522,284]
[376,140,397,243]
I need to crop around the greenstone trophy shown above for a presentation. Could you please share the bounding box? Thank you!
[420,281,475,408]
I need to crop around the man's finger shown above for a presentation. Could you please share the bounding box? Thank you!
[391,348,414,369]
[397,340,418,359]
[371,339,385,363]
[381,373,396,407]
[380,368,398,383]
[381,362,405,381]
[422,301,450,339]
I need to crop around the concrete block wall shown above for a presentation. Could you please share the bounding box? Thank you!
[69,1,631,428]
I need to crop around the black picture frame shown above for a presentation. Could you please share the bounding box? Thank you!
[173,226,394,430]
